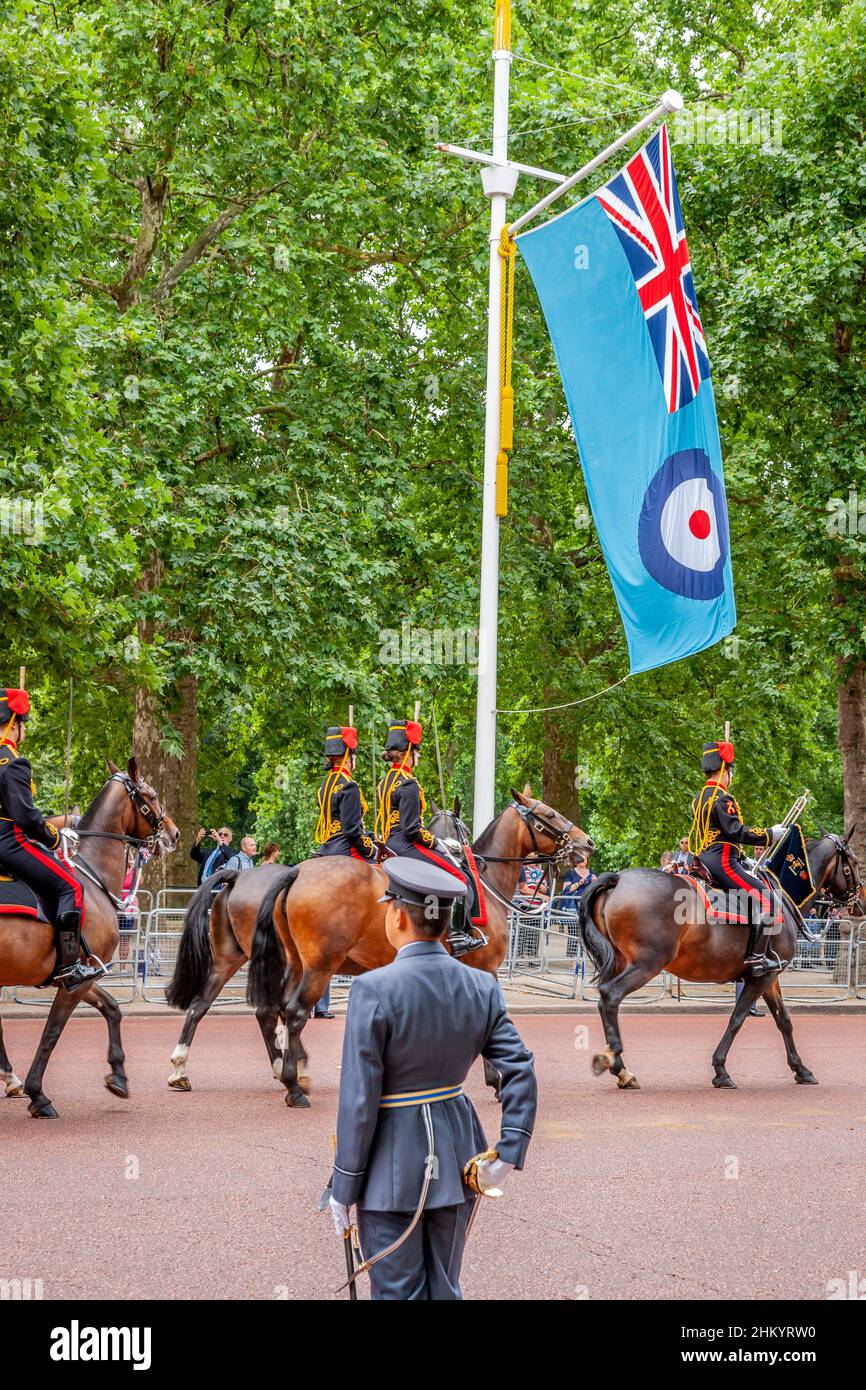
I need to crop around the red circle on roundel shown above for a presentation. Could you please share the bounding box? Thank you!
[688,508,711,540]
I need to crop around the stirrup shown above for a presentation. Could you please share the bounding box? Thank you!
[54,955,108,992]
[743,949,781,978]
[449,929,488,958]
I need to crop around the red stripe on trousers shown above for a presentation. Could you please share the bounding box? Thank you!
[12,827,83,911]
[414,844,468,883]
[720,844,774,916]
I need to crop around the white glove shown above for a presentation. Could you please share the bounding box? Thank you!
[329,1196,351,1236]
[771,824,787,845]
[475,1156,514,1195]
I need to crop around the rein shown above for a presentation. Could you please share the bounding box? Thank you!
[61,772,165,909]
[436,800,575,916]
[822,836,863,914]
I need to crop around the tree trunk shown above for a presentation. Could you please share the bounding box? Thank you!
[837,658,866,870]
[133,674,199,893]
[542,708,581,827]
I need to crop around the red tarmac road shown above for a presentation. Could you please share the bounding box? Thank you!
[0,1011,863,1301]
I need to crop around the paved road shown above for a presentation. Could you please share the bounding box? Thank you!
[1,1011,862,1300]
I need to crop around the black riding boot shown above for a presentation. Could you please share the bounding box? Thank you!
[743,917,782,977]
[447,899,487,958]
[53,910,106,992]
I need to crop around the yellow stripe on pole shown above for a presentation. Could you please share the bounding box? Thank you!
[494,0,511,50]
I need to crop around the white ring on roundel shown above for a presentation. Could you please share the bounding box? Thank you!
[659,477,720,573]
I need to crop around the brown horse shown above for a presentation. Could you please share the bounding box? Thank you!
[579,830,865,1092]
[166,788,593,1105]
[0,758,178,1118]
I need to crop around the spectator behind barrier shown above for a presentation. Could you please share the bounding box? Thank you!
[559,852,596,912]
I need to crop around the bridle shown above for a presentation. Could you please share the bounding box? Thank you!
[76,771,168,852]
[499,798,579,867]
[68,772,169,910]
[821,833,864,914]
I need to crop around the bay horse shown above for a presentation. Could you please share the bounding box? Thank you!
[166,787,593,1105]
[0,758,178,1118]
[579,829,865,1092]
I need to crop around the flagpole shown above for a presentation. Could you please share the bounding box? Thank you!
[472,0,517,835]
[509,90,684,238]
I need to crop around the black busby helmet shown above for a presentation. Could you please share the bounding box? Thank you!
[0,688,30,727]
[702,740,735,774]
[382,719,422,758]
[323,725,358,761]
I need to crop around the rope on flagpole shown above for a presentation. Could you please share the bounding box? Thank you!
[494,673,629,715]
[496,224,516,517]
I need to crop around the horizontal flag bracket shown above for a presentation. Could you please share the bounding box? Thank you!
[436,143,567,186]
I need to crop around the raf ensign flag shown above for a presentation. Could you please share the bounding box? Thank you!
[516,124,736,674]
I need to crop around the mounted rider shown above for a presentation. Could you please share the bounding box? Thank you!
[689,739,786,976]
[314,725,378,863]
[0,688,104,991]
[375,719,483,957]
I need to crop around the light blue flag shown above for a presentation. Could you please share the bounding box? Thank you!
[516,124,736,675]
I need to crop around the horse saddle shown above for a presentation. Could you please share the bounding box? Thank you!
[0,874,50,923]
[681,875,752,925]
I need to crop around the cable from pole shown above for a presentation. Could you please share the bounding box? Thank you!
[494,673,629,715]
[511,51,657,102]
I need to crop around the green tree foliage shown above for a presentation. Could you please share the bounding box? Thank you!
[0,0,861,875]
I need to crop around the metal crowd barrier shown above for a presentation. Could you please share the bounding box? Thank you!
[5,888,863,1009]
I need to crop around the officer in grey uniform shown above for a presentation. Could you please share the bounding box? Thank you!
[328,855,537,1300]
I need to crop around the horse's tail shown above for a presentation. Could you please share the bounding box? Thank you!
[578,872,619,984]
[246,865,299,1011]
[165,870,241,1009]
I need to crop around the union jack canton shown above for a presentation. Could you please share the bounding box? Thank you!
[595,124,711,413]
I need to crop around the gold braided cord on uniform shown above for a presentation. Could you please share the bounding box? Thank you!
[314,752,354,845]
[688,780,723,857]
[375,765,400,841]
[374,762,427,840]
[497,224,516,517]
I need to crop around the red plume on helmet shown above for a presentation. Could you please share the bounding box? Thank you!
[340,726,358,751]
[405,720,422,746]
[717,741,735,766]
[2,689,30,720]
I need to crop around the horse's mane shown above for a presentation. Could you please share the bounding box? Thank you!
[76,778,115,832]
[472,808,506,856]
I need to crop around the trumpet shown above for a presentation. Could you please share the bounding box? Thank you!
[754,790,810,868]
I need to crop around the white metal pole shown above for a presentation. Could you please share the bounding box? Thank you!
[473,5,516,835]
[510,90,684,238]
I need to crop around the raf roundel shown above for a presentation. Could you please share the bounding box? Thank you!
[637,448,730,600]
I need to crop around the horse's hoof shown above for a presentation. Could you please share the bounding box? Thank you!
[105,1074,129,1099]
[28,1099,59,1118]
[591,1051,612,1076]
[795,1070,818,1085]
[4,1079,24,1098]
[712,1074,736,1089]
[286,1091,311,1109]
[168,1075,191,1092]
[616,1070,640,1090]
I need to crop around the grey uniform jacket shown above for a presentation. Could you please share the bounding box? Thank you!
[331,940,537,1212]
